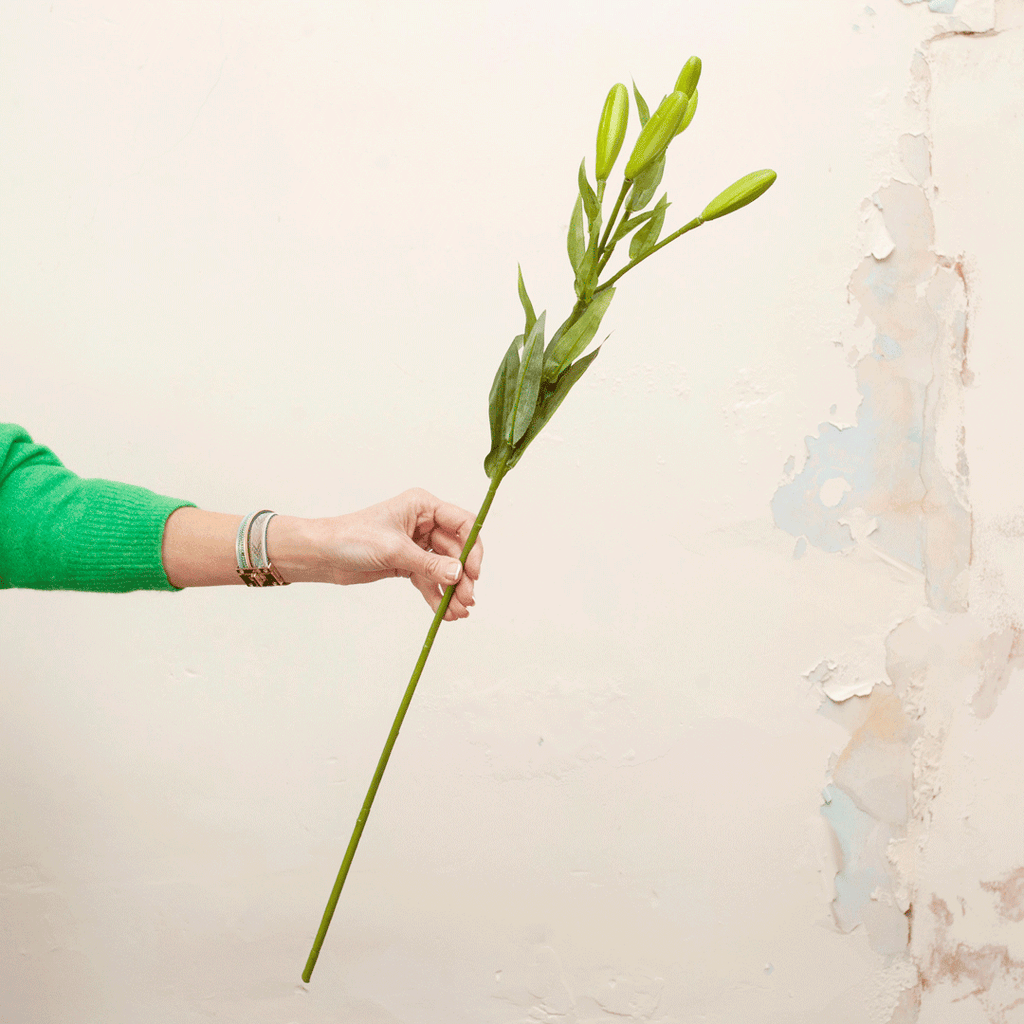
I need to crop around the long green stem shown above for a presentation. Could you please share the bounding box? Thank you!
[597,179,631,255]
[302,456,509,982]
[595,214,704,294]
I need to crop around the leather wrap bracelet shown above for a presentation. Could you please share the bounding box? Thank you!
[236,509,290,587]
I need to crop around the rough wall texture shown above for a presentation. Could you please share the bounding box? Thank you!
[794,2,1024,1021]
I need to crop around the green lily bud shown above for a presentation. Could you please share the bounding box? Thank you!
[596,83,629,181]
[674,88,698,136]
[623,91,687,181]
[674,56,701,98]
[701,169,777,221]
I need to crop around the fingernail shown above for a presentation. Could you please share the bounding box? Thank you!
[446,562,462,582]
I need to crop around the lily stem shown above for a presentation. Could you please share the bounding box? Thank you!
[595,214,704,294]
[301,453,510,982]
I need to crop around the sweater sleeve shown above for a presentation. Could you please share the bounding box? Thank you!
[0,423,197,593]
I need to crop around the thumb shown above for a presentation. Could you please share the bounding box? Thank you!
[393,537,463,586]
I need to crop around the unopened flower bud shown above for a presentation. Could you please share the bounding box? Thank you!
[674,88,698,136]
[596,83,629,182]
[624,91,687,181]
[701,169,777,221]
[674,56,702,98]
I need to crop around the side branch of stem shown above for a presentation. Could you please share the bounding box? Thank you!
[595,214,704,293]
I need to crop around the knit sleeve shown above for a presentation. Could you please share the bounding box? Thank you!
[0,423,196,592]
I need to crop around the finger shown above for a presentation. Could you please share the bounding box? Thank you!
[410,574,470,620]
[426,530,475,604]
[410,573,442,610]
[428,502,484,579]
[391,534,463,588]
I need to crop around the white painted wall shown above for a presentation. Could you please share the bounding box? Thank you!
[2,1,1022,1021]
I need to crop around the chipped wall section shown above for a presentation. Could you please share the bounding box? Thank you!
[779,3,1024,1021]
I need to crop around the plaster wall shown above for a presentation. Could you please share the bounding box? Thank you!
[1,2,1022,1022]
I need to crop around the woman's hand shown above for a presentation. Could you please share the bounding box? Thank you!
[162,491,484,621]
[308,488,483,621]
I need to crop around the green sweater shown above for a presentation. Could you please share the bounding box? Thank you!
[0,423,195,592]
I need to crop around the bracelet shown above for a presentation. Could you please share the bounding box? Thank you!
[235,509,291,587]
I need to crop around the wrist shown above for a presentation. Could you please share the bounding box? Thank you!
[265,514,328,584]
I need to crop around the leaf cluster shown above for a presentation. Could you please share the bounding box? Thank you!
[483,56,777,480]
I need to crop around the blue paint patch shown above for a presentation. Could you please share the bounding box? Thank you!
[772,380,926,568]
[873,334,903,361]
[793,536,807,559]
[771,389,883,553]
[821,784,890,931]
[863,263,898,306]
[929,0,957,11]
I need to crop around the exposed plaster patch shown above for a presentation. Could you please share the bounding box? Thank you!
[820,686,916,954]
[920,895,1024,1022]
[981,868,1024,924]
[967,628,1021,719]
[898,133,932,184]
[793,18,1007,1006]
[773,120,971,614]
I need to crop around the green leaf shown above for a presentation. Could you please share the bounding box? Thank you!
[611,207,657,244]
[487,337,517,451]
[501,334,523,435]
[517,264,537,338]
[632,79,650,128]
[629,193,669,260]
[508,347,602,470]
[484,444,509,479]
[567,196,586,274]
[543,287,614,382]
[574,226,600,301]
[505,312,546,444]
[627,154,665,212]
[484,339,520,477]
[578,159,600,228]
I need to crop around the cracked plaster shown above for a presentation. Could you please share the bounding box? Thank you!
[775,2,1024,1021]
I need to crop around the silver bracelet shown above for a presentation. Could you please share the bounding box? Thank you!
[235,509,290,587]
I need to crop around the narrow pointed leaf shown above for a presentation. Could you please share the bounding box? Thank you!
[574,224,600,301]
[578,160,600,228]
[485,338,520,477]
[627,154,665,212]
[611,207,658,244]
[543,287,615,382]
[487,337,517,452]
[508,346,602,469]
[632,80,650,128]
[505,312,546,444]
[629,193,669,260]
[501,335,523,438]
[517,264,537,338]
[567,196,586,274]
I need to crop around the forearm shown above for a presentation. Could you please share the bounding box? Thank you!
[161,507,328,588]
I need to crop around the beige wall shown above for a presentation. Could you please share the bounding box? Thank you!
[2,1,1022,1021]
